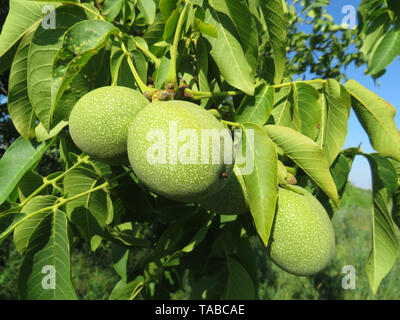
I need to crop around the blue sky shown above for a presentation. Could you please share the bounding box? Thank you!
[294,0,400,189]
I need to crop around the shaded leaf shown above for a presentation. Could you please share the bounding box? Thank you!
[222,257,255,300]
[18,170,47,202]
[159,0,178,22]
[109,277,144,300]
[111,243,130,281]
[64,168,109,251]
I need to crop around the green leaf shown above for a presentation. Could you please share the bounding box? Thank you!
[110,37,148,89]
[330,151,356,197]
[51,20,116,123]
[163,8,180,42]
[35,121,68,143]
[0,44,18,74]
[109,171,155,223]
[0,137,55,206]
[109,277,144,300]
[111,243,130,281]
[393,189,400,229]
[8,29,36,140]
[143,20,166,46]
[237,235,258,293]
[102,0,124,20]
[160,0,178,22]
[0,211,25,246]
[365,153,400,294]
[222,257,256,300]
[0,0,61,59]
[64,168,109,251]
[27,5,90,131]
[238,123,277,246]
[320,79,351,165]
[18,199,77,300]
[26,0,80,2]
[293,82,321,141]
[344,80,400,162]
[196,37,211,104]
[264,125,339,205]
[155,56,171,89]
[204,1,255,95]
[223,0,259,77]
[260,0,288,83]
[387,0,400,16]
[137,0,156,24]
[18,171,47,202]
[269,85,292,126]
[367,27,400,75]
[194,18,218,38]
[13,196,54,255]
[236,83,274,125]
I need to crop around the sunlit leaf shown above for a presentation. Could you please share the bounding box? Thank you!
[344,80,400,162]
[264,125,339,205]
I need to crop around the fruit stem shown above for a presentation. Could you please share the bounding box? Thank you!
[221,120,241,128]
[166,0,190,89]
[119,38,155,96]
[134,40,161,68]
[187,89,244,100]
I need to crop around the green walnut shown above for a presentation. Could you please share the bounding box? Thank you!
[127,100,233,203]
[269,186,335,276]
[69,86,149,165]
[199,164,249,215]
